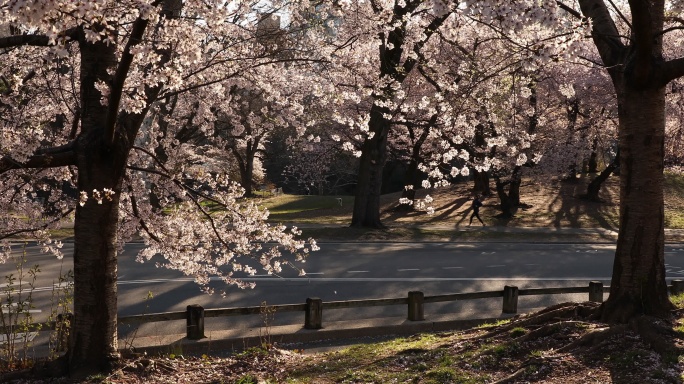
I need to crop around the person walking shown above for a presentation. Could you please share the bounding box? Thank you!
[469,195,485,226]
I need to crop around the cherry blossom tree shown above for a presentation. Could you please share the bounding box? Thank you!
[0,0,318,376]
[560,0,684,322]
[307,0,455,227]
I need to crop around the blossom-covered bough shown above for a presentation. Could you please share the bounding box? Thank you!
[0,0,319,376]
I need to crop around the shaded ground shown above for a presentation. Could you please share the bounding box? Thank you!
[9,301,684,383]
[267,175,626,229]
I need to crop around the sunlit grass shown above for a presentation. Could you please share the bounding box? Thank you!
[670,293,684,310]
[259,195,353,216]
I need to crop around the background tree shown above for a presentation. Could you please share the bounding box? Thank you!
[309,0,454,227]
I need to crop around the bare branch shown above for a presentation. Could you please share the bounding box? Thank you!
[606,0,632,30]
[0,34,49,48]
[0,28,79,49]
[661,57,684,85]
[36,142,76,155]
[556,1,583,19]
[0,151,76,175]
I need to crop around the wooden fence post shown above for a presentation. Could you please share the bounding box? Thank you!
[672,280,684,295]
[502,286,518,314]
[186,304,205,340]
[589,281,604,303]
[408,291,425,321]
[305,297,323,329]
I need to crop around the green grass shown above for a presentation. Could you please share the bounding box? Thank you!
[259,195,353,216]
[476,319,512,329]
[509,327,527,337]
[671,293,684,310]
[665,172,684,229]
[287,334,460,383]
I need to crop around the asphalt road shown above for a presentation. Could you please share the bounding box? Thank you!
[4,241,684,339]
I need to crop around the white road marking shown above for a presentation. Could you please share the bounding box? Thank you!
[486,265,506,268]
[304,272,324,275]
[0,332,38,344]
[0,303,41,314]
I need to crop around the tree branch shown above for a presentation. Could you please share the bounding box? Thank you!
[661,57,684,85]
[0,151,76,174]
[556,1,583,19]
[126,182,162,243]
[33,142,76,157]
[0,34,49,48]
[400,11,452,80]
[577,0,627,75]
[0,28,79,49]
[105,17,150,144]
[607,0,632,30]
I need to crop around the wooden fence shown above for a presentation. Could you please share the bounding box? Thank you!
[119,280,684,340]
[15,280,684,341]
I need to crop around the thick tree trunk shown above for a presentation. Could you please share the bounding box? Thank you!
[600,86,673,322]
[232,139,258,197]
[585,150,618,202]
[473,170,491,196]
[586,138,599,173]
[509,177,521,206]
[494,178,514,218]
[397,158,419,212]
[67,39,124,376]
[240,153,255,197]
[351,105,390,228]
[397,125,429,211]
[70,158,122,375]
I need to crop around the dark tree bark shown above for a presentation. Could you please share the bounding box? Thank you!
[494,167,521,218]
[473,170,491,196]
[575,0,684,322]
[351,5,450,228]
[586,138,599,173]
[494,178,515,218]
[564,98,581,182]
[471,122,492,196]
[232,137,260,197]
[584,150,618,202]
[352,107,391,227]
[396,116,434,211]
[66,33,122,376]
[68,0,180,374]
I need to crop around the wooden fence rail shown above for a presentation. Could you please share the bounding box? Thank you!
[122,281,615,340]
[11,280,684,341]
